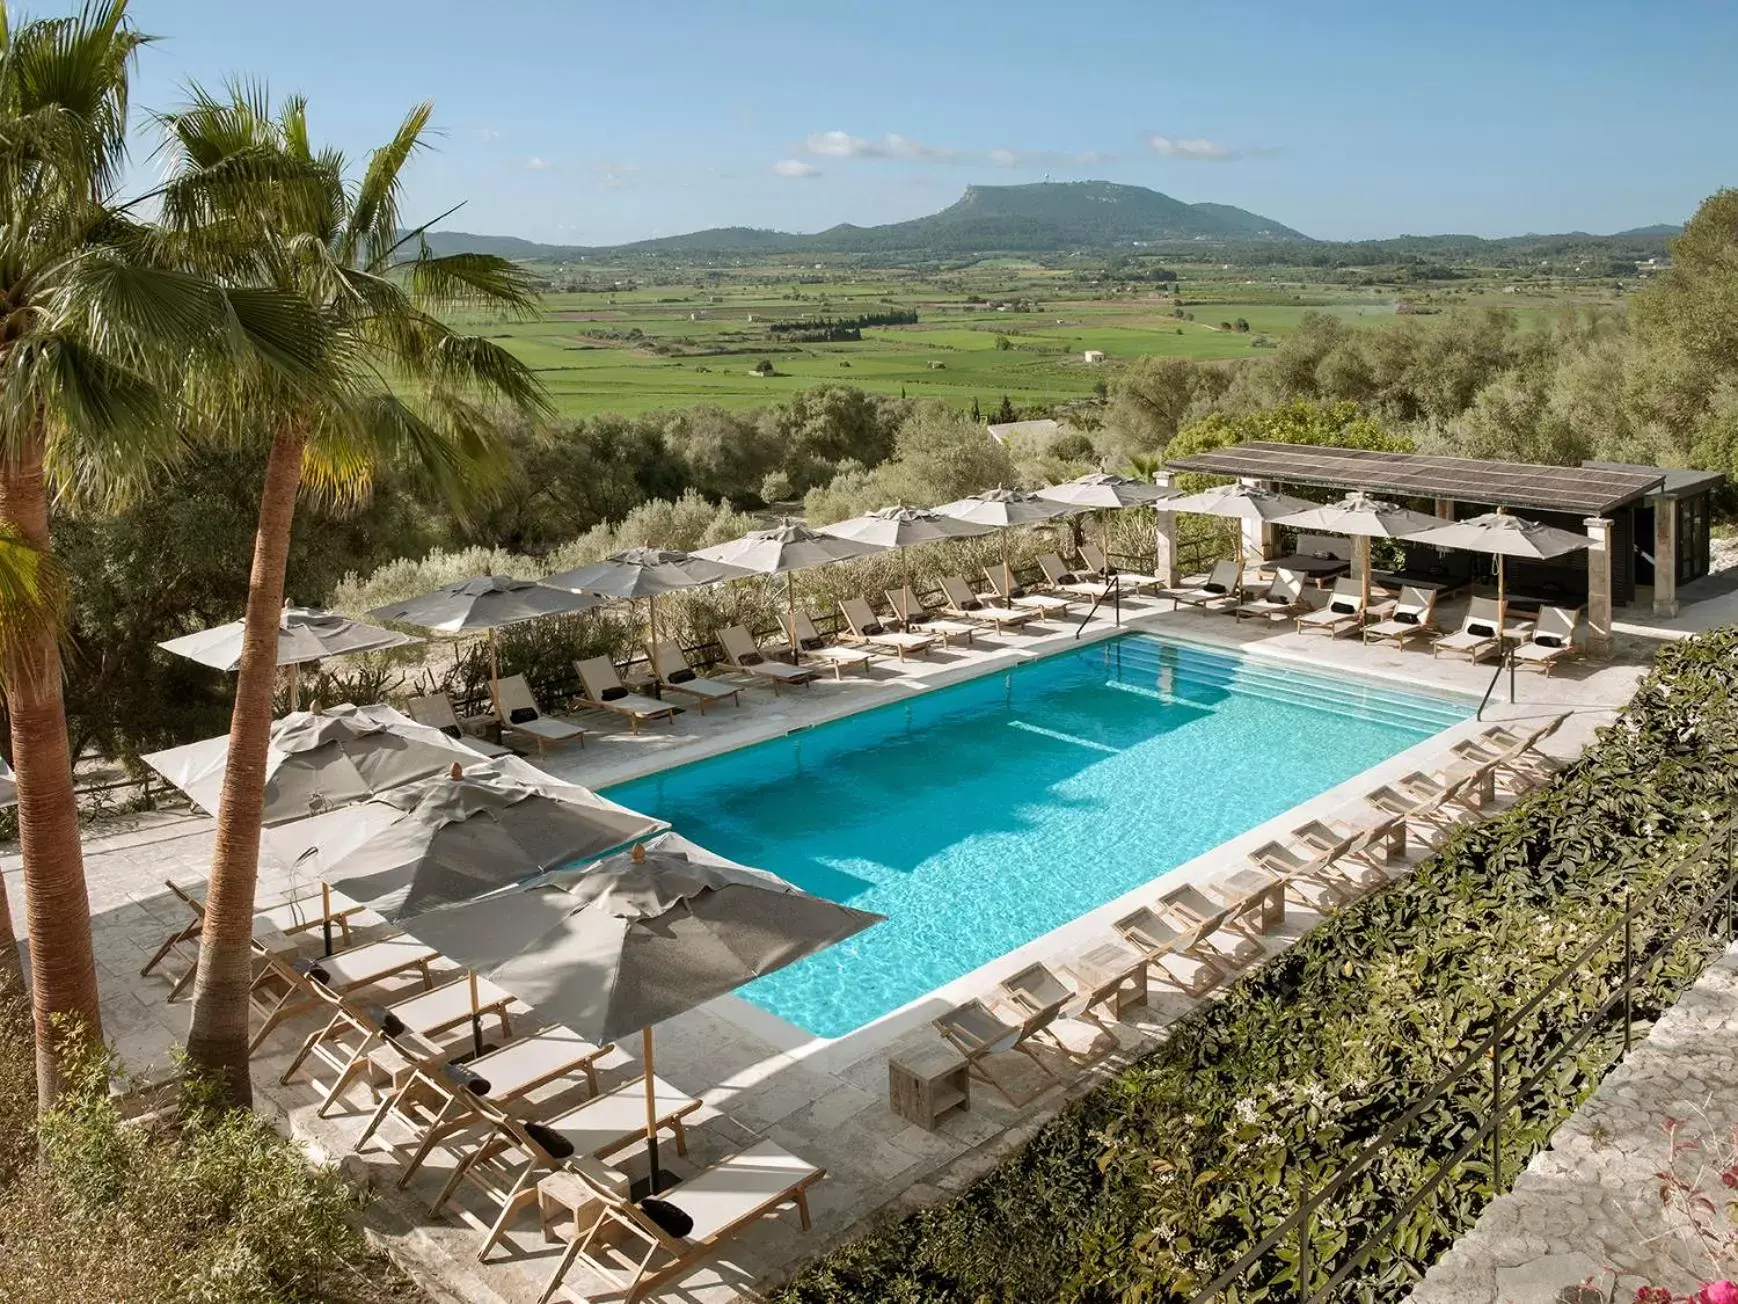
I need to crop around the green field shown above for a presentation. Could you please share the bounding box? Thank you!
[458,262,1617,417]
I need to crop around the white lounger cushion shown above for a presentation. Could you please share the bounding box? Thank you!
[386,976,514,1034]
[659,1139,820,1244]
[315,938,437,987]
[546,1074,698,1159]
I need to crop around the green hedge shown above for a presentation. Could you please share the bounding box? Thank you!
[775,627,1738,1304]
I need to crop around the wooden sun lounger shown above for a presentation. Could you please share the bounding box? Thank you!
[406,692,515,757]
[535,1139,823,1304]
[575,657,677,733]
[783,611,874,677]
[1159,883,1265,962]
[884,589,976,646]
[932,997,1060,1106]
[1245,838,1358,910]
[1235,568,1308,621]
[1113,904,1228,997]
[430,1073,705,1262]
[1433,597,1511,663]
[839,597,936,661]
[718,625,815,691]
[1076,543,1165,593]
[492,674,587,753]
[1037,553,1115,600]
[937,575,1036,632]
[1163,560,1243,611]
[1296,577,1377,637]
[1067,941,1150,1022]
[142,879,368,1000]
[1363,585,1438,647]
[998,961,1108,1065]
[356,1022,615,1189]
[648,640,743,712]
[1511,605,1583,674]
[983,567,1073,617]
[248,934,439,1052]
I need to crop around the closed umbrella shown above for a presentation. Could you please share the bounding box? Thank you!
[541,547,753,658]
[1161,481,1314,571]
[142,703,480,827]
[403,831,882,1196]
[1276,491,1441,610]
[1407,511,1591,629]
[368,576,601,688]
[932,488,1069,597]
[160,602,421,710]
[819,504,992,621]
[695,521,883,652]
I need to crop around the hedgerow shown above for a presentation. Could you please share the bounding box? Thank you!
[775,626,1738,1304]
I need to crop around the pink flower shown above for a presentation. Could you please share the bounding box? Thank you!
[1698,1281,1738,1304]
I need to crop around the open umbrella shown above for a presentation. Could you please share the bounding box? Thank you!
[695,521,883,652]
[1407,511,1591,628]
[402,831,882,1196]
[142,703,481,827]
[1037,471,1180,565]
[819,504,992,622]
[1161,481,1314,571]
[160,602,421,710]
[1276,491,1441,610]
[541,547,753,658]
[368,576,600,689]
[932,488,1069,597]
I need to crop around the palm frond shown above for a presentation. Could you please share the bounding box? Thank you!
[343,100,431,271]
[404,250,540,316]
[0,523,68,662]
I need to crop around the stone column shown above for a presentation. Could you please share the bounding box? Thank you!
[1652,495,1679,618]
[1152,471,1181,587]
[1240,478,1280,564]
[1434,498,1455,520]
[1584,516,1613,653]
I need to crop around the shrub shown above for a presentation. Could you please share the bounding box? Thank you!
[773,626,1738,1304]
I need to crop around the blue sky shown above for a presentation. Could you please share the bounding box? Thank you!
[119,0,1736,245]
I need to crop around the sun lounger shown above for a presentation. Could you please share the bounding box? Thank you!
[782,610,875,678]
[1037,553,1116,601]
[648,640,743,712]
[1077,543,1166,593]
[1295,577,1375,637]
[883,588,976,646]
[718,625,815,691]
[492,674,587,754]
[839,597,936,661]
[1245,838,1357,910]
[1203,868,1288,935]
[142,879,368,1000]
[1290,818,1404,890]
[1235,568,1308,621]
[534,1139,822,1304]
[1396,762,1493,818]
[1475,714,1570,782]
[406,693,514,757]
[1163,560,1243,611]
[1067,941,1150,1022]
[983,567,1074,617]
[356,1022,615,1188]
[430,1072,705,1262]
[1112,904,1229,997]
[933,997,1061,1105]
[1512,605,1582,674]
[1433,597,1509,663]
[998,961,1108,1065]
[937,575,1037,633]
[1158,883,1264,964]
[248,934,439,1052]
[575,657,677,733]
[1363,585,1439,647]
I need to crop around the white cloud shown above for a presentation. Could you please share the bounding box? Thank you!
[773,159,820,178]
[805,130,953,162]
[988,147,1019,168]
[1148,134,1237,161]
[524,156,553,171]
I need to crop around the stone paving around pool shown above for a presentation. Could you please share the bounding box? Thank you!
[1408,945,1738,1304]
[1,592,1665,1303]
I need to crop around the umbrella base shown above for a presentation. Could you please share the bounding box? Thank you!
[630,1170,684,1202]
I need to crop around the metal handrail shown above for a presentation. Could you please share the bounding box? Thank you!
[1476,647,1518,721]
[1073,577,1123,639]
[1185,812,1738,1303]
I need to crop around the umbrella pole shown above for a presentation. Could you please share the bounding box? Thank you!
[1002,530,1013,597]
[643,1026,663,1197]
[289,663,300,713]
[1498,554,1507,635]
[786,572,798,654]
[469,970,484,1060]
[902,548,912,624]
[647,595,657,660]
[1358,535,1371,613]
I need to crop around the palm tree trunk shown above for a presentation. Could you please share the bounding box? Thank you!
[185,425,306,1107]
[0,436,102,1109]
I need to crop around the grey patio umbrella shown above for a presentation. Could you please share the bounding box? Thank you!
[160,602,421,710]
[1036,471,1181,563]
[819,504,993,619]
[367,576,601,686]
[932,488,1070,596]
[540,547,753,657]
[695,521,884,652]
[1277,491,1442,610]
[404,831,883,1195]
[1162,481,1315,570]
[142,703,479,827]
[1407,511,1591,627]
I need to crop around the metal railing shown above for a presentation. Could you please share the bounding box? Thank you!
[1476,648,1516,720]
[1074,577,1123,638]
[1185,812,1738,1304]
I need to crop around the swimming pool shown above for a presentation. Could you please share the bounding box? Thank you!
[603,635,1470,1038]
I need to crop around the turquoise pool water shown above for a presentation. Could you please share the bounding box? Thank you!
[603,636,1469,1038]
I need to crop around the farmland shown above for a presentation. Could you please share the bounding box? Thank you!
[454,259,1623,417]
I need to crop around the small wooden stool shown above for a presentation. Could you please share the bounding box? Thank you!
[537,1160,630,1244]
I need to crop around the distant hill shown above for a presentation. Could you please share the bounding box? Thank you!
[1612,223,1682,237]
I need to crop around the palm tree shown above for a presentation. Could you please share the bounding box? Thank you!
[0,2,334,1106]
[158,90,549,1104]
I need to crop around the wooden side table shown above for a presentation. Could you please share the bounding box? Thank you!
[889,1043,970,1131]
[1072,942,1149,1019]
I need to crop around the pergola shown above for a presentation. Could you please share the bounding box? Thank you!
[1160,442,1707,649]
